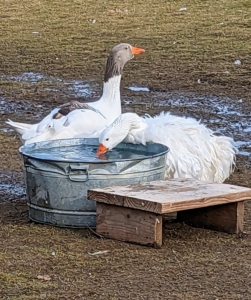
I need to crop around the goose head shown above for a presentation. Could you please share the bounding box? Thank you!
[97,113,146,155]
[104,43,145,82]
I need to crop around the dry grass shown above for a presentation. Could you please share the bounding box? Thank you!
[0,0,251,99]
[1,0,251,299]
[1,200,251,300]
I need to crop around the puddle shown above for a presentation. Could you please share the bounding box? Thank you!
[3,72,45,83]
[0,127,14,133]
[123,91,251,159]
[1,72,94,98]
[0,183,25,197]
[66,81,91,97]
[128,86,150,92]
[244,127,251,133]
[0,97,52,122]
[0,171,26,203]
[234,141,251,156]
[238,151,250,156]
[1,72,251,171]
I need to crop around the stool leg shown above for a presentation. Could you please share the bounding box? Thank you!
[177,201,244,234]
[96,202,163,247]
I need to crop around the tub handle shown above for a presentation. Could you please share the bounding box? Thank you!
[69,165,89,182]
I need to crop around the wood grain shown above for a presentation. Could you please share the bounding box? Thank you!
[88,178,251,214]
[177,201,244,234]
[96,203,163,247]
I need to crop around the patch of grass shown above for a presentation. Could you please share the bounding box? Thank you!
[1,201,251,299]
[1,1,251,299]
[0,0,251,98]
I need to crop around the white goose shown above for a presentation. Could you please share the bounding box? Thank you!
[97,112,238,183]
[6,43,145,144]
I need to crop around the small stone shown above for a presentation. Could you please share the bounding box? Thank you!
[234,59,241,65]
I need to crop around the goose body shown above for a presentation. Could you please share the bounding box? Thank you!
[6,44,145,145]
[98,112,238,183]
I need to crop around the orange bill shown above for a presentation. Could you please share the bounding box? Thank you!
[97,143,109,156]
[131,46,145,55]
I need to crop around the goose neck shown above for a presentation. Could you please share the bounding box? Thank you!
[101,75,121,103]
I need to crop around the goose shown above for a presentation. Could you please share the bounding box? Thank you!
[97,112,238,183]
[6,43,145,144]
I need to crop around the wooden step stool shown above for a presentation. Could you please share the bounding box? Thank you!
[88,178,251,247]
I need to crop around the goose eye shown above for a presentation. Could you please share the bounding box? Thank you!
[125,46,129,50]
[106,138,109,141]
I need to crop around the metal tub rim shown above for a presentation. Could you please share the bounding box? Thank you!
[19,137,169,163]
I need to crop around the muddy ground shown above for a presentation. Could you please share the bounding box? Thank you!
[1,0,251,299]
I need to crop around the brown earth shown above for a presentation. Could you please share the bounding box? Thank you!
[1,0,251,299]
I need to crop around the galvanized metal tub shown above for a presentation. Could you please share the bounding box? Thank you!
[19,138,169,228]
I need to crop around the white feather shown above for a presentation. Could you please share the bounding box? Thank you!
[99,112,238,183]
[6,76,122,144]
[5,119,35,135]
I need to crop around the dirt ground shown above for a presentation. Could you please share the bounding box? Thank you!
[1,0,251,299]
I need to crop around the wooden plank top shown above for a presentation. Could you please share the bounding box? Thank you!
[88,178,251,214]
